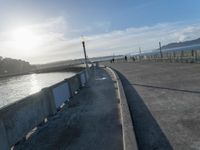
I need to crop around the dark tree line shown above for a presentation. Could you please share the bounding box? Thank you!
[0,56,33,76]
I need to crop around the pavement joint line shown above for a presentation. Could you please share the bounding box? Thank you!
[105,66,138,150]
[129,83,200,94]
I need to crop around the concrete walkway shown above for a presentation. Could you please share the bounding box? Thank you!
[105,61,200,150]
[14,68,123,150]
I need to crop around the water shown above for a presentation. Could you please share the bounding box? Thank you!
[0,72,75,108]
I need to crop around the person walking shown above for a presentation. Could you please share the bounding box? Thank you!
[125,56,127,62]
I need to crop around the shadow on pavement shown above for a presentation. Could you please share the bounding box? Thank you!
[115,70,173,150]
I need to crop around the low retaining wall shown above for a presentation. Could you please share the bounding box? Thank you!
[0,69,92,150]
[106,67,138,150]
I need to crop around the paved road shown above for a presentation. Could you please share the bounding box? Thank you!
[14,68,123,150]
[104,62,200,150]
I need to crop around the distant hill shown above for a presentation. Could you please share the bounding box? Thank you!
[0,57,34,77]
[161,38,200,50]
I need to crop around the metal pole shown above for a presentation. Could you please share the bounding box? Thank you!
[82,40,89,81]
[159,42,163,59]
[82,41,89,70]
[139,47,141,61]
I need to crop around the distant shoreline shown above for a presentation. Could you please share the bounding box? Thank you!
[0,65,85,78]
[0,72,31,78]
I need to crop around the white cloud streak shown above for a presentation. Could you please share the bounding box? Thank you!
[1,16,200,64]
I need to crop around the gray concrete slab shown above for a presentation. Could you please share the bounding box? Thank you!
[14,68,123,150]
[104,62,200,150]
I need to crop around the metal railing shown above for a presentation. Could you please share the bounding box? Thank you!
[131,49,200,63]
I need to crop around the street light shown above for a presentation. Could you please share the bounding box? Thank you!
[81,36,89,79]
[159,41,163,59]
[139,47,142,61]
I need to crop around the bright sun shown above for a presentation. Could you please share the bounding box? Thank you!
[11,27,41,56]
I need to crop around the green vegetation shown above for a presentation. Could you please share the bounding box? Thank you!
[0,56,33,76]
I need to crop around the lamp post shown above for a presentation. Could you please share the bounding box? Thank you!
[139,47,142,61]
[81,36,89,79]
[159,41,163,59]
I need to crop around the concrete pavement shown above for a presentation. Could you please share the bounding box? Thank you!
[105,61,200,150]
[14,68,123,150]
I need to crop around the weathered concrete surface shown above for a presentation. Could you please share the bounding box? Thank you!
[104,62,200,150]
[14,68,123,150]
[107,67,138,150]
[0,121,9,150]
[0,91,54,148]
[67,74,81,96]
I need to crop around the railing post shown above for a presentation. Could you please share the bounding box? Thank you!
[195,50,198,62]
[191,49,194,63]
[173,51,176,62]
[181,51,184,63]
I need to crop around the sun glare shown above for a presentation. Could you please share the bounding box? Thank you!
[11,27,41,56]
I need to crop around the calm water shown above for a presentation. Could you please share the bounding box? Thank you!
[0,72,75,108]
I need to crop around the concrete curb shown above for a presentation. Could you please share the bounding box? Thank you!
[106,67,138,150]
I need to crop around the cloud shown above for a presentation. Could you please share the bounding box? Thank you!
[0,16,68,60]
[70,21,111,36]
[82,22,200,56]
[1,17,200,64]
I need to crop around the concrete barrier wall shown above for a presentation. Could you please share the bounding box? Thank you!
[52,82,71,108]
[0,68,91,149]
[80,71,86,87]
[0,121,9,150]
[68,74,81,96]
[0,91,53,147]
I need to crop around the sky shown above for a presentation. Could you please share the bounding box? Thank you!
[1,0,200,64]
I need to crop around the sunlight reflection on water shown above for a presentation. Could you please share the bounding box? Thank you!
[30,74,41,94]
[0,72,75,108]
